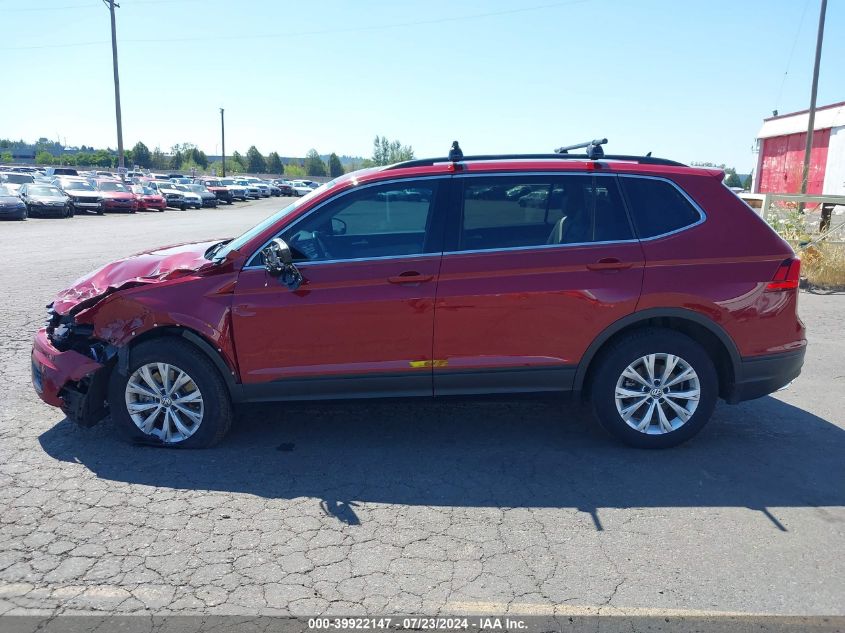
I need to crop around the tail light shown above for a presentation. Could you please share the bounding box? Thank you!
[766,257,801,291]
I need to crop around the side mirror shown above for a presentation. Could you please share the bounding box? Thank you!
[262,238,303,290]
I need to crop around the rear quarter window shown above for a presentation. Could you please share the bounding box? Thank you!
[620,177,702,238]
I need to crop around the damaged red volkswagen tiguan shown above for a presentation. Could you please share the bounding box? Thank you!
[31,141,806,449]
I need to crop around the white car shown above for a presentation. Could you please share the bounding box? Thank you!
[218,178,248,201]
[234,179,261,199]
[0,171,35,194]
[241,177,271,197]
[173,185,203,209]
[290,180,317,197]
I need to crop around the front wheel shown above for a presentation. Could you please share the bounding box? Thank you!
[108,339,233,448]
[590,329,717,448]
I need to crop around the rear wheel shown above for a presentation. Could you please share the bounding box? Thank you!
[108,339,233,448]
[590,329,717,448]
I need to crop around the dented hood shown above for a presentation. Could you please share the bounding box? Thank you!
[53,240,221,314]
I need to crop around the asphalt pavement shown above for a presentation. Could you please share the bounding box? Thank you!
[0,197,842,620]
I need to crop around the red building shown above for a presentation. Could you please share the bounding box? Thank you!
[753,101,845,195]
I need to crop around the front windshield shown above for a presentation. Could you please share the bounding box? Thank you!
[189,185,205,193]
[98,182,130,192]
[220,179,235,185]
[29,186,63,196]
[3,173,33,184]
[131,185,154,195]
[204,180,223,187]
[62,181,96,191]
[211,180,339,262]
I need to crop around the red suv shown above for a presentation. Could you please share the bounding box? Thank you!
[31,143,806,449]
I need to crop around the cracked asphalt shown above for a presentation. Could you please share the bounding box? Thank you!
[0,198,843,617]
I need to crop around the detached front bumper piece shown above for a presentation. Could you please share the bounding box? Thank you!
[32,328,109,426]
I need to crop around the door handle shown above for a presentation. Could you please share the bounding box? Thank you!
[388,271,434,284]
[586,257,632,271]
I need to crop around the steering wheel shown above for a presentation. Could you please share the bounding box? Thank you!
[311,231,332,260]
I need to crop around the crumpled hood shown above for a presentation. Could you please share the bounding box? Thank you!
[53,240,221,314]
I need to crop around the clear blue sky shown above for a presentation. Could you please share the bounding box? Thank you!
[2,0,842,171]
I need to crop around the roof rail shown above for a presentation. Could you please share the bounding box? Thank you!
[385,153,686,170]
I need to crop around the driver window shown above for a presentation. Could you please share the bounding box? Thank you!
[281,180,438,262]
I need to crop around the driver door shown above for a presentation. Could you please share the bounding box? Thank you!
[231,178,449,400]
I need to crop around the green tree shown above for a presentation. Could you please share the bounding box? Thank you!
[744,174,753,190]
[246,146,267,173]
[304,149,327,177]
[371,135,414,165]
[328,152,344,177]
[151,146,167,170]
[0,151,12,163]
[724,170,742,188]
[169,151,184,170]
[189,147,209,169]
[230,151,246,173]
[284,163,305,178]
[35,151,53,165]
[267,151,283,174]
[131,141,152,168]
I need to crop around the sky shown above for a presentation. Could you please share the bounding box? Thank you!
[1,0,842,172]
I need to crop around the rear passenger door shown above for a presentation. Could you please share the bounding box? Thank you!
[433,173,645,395]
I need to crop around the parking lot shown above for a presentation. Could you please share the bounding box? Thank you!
[0,197,843,618]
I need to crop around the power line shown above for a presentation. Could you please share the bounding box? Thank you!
[0,0,591,49]
[773,0,811,111]
[3,0,199,10]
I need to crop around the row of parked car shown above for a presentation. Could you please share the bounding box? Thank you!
[0,165,322,220]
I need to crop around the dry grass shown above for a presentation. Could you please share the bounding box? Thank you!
[797,242,845,290]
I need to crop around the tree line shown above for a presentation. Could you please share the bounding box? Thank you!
[2,136,416,178]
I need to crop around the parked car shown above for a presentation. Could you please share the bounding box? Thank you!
[45,167,79,177]
[18,184,72,218]
[130,185,167,212]
[219,178,248,201]
[0,185,27,220]
[95,180,138,213]
[184,184,219,208]
[289,181,314,197]
[56,178,103,215]
[0,171,35,194]
[265,182,282,196]
[241,177,271,198]
[271,179,294,196]
[198,178,235,205]
[31,149,806,450]
[172,185,203,209]
[147,181,187,209]
[234,179,261,199]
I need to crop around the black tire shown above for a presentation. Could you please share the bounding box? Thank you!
[19,209,27,220]
[589,328,718,449]
[108,338,233,448]
[180,204,187,211]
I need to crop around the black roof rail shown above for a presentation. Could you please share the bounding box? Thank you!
[385,153,686,170]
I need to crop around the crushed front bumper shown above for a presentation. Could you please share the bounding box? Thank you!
[32,328,109,426]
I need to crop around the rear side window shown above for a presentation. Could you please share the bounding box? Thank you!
[620,177,702,238]
[458,175,632,251]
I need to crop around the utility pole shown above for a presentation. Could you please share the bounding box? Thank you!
[220,108,226,177]
[104,0,125,173]
[799,0,827,222]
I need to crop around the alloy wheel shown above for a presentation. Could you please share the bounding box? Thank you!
[614,353,701,435]
[124,362,204,443]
